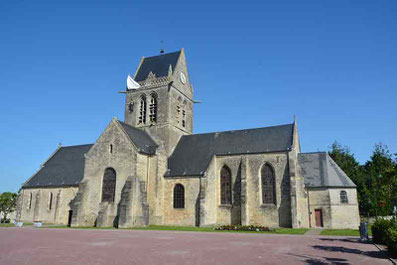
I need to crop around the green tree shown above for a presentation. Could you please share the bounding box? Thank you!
[0,192,18,223]
[327,141,397,217]
[364,143,397,216]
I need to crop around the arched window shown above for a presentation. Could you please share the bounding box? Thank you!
[149,93,157,123]
[138,96,147,124]
[28,192,32,210]
[261,164,276,204]
[102,168,116,203]
[220,166,232,205]
[48,192,53,210]
[173,184,185,208]
[340,190,348,204]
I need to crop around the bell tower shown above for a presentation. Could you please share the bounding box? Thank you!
[124,49,193,155]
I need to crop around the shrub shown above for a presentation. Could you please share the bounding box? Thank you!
[385,227,397,258]
[371,218,394,244]
[215,225,274,232]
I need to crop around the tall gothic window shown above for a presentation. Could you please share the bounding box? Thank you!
[173,184,185,209]
[102,168,116,203]
[48,192,53,210]
[261,164,276,204]
[182,110,186,127]
[138,96,147,125]
[220,166,232,205]
[340,190,348,204]
[176,106,180,124]
[149,93,157,123]
[176,97,182,125]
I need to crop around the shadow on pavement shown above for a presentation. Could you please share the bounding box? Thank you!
[318,237,371,244]
[288,253,350,265]
[311,245,389,260]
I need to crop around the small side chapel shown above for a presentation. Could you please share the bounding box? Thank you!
[17,49,360,229]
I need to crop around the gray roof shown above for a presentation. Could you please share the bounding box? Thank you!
[298,152,356,188]
[134,51,181,82]
[118,121,158,155]
[166,124,294,177]
[23,144,93,188]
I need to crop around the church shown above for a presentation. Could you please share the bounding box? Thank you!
[17,49,360,229]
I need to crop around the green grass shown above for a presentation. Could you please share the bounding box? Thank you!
[320,226,372,237]
[0,222,35,228]
[43,224,309,235]
[274,228,309,235]
[0,223,14,227]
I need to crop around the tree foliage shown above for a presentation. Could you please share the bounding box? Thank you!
[329,141,397,217]
[0,192,18,223]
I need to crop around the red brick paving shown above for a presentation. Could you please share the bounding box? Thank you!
[0,227,391,265]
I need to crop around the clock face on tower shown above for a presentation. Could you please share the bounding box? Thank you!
[180,72,186,84]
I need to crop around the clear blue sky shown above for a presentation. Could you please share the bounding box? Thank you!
[1,0,396,193]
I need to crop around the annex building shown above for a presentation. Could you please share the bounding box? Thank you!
[16,49,360,229]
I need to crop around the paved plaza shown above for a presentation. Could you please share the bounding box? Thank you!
[0,228,392,265]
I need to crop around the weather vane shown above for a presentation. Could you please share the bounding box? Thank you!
[160,40,164,54]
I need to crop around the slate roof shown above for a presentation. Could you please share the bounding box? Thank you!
[166,124,294,177]
[117,121,158,155]
[23,144,93,188]
[298,152,356,188]
[134,51,181,82]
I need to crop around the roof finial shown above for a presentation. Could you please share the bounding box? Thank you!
[294,114,296,123]
[160,40,165,54]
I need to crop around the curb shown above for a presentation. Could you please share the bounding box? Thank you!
[373,243,396,265]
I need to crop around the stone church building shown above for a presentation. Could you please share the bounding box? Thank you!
[17,49,360,229]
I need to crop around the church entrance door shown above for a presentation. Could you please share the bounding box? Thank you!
[314,209,323,227]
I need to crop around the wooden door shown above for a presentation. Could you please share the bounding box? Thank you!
[315,209,323,227]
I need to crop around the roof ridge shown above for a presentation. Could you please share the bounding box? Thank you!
[299,151,327,155]
[187,123,294,137]
[61,144,94,148]
[144,50,181,60]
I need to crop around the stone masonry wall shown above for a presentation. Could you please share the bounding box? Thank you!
[329,188,360,229]
[307,188,332,228]
[162,177,200,226]
[72,119,140,227]
[200,153,292,228]
[20,187,77,224]
[307,188,360,229]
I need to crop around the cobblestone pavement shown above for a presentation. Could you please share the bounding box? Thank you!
[0,227,392,265]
